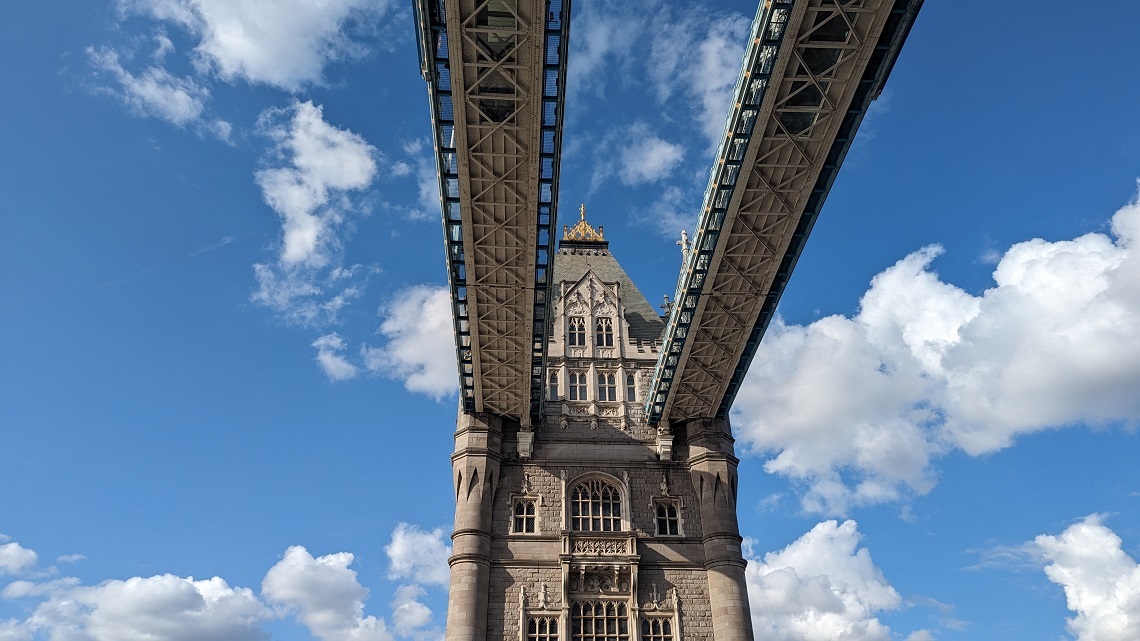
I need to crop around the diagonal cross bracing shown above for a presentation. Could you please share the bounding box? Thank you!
[416,0,571,421]
[646,0,924,425]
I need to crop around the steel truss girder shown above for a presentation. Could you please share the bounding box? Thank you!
[646,0,924,425]
[416,0,571,421]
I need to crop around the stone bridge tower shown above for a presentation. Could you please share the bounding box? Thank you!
[446,210,754,641]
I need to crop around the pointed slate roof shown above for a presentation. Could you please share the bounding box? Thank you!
[552,207,665,341]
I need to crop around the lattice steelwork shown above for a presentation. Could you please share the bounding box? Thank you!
[416,0,570,420]
[647,0,924,425]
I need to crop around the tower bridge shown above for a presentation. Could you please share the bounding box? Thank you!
[415,2,923,641]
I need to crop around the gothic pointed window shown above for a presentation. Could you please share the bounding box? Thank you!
[597,372,616,401]
[570,479,622,532]
[513,499,537,533]
[654,500,681,536]
[569,372,588,401]
[548,370,559,400]
[640,618,672,641]
[595,317,614,347]
[528,616,559,641]
[625,373,636,401]
[572,601,629,641]
[568,316,586,346]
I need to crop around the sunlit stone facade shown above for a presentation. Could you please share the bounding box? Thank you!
[446,213,754,641]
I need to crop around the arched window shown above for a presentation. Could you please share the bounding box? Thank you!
[528,616,559,641]
[625,373,636,401]
[597,372,616,401]
[640,618,672,641]
[569,372,588,401]
[572,601,629,641]
[570,479,622,531]
[568,316,586,346]
[595,317,614,347]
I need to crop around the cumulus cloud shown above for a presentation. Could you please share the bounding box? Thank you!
[119,0,392,90]
[745,520,901,640]
[10,574,268,641]
[0,542,37,576]
[385,524,450,588]
[390,584,434,636]
[0,532,441,641]
[255,101,376,267]
[733,190,1140,513]
[363,286,457,400]
[1035,515,1140,641]
[263,546,392,641]
[313,333,359,381]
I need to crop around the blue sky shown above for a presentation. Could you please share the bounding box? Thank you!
[2,1,1140,640]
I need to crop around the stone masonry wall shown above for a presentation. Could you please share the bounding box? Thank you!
[637,568,714,641]
[493,463,702,538]
[488,566,564,641]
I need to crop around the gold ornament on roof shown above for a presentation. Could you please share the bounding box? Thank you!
[562,204,605,242]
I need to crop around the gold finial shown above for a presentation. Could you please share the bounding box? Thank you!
[562,203,605,242]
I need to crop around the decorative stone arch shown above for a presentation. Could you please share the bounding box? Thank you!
[561,470,631,532]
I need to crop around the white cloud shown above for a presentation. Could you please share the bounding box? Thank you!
[385,524,450,588]
[87,45,218,130]
[618,123,684,186]
[390,584,433,636]
[363,286,457,400]
[566,1,639,98]
[251,263,365,327]
[635,185,698,241]
[413,156,439,221]
[14,574,268,641]
[120,0,392,90]
[313,333,359,381]
[0,619,30,641]
[1035,515,1140,641]
[251,101,378,332]
[255,101,377,267]
[0,542,37,576]
[745,520,901,641]
[263,546,393,641]
[0,533,444,641]
[647,11,749,145]
[733,190,1140,513]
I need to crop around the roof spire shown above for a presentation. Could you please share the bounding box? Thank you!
[562,203,605,243]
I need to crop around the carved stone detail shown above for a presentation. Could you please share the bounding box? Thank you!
[572,538,627,555]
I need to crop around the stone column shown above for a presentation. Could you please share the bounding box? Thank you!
[446,412,502,641]
[686,417,754,641]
